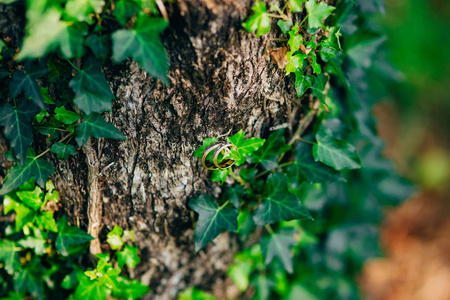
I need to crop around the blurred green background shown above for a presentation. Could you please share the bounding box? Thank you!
[382,0,450,190]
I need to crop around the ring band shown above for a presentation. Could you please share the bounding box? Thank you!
[202,142,223,170]
[213,143,237,170]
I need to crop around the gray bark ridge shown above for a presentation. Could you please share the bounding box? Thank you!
[64,1,300,298]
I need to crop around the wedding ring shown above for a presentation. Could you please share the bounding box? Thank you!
[201,142,223,170]
[213,143,237,170]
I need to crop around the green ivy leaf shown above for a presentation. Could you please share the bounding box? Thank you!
[248,129,291,170]
[311,73,327,102]
[0,240,21,274]
[193,137,218,158]
[253,173,312,226]
[18,9,86,60]
[9,70,45,109]
[69,57,114,115]
[112,16,169,84]
[261,229,297,273]
[288,31,303,53]
[18,236,47,255]
[277,20,292,35]
[75,113,126,147]
[64,0,105,22]
[242,1,271,37]
[16,186,43,210]
[294,72,314,97]
[286,52,307,75]
[51,143,77,160]
[36,118,62,140]
[288,140,344,185]
[189,194,238,252]
[239,168,258,180]
[112,277,151,299]
[310,51,321,74]
[85,34,110,60]
[0,151,55,195]
[35,211,58,232]
[305,0,335,29]
[75,275,108,300]
[313,127,362,170]
[211,169,230,185]
[55,216,94,256]
[117,245,140,268]
[13,264,43,298]
[323,27,342,51]
[179,287,215,300]
[107,225,124,250]
[227,130,265,165]
[114,0,142,26]
[289,0,306,12]
[54,106,81,124]
[223,185,245,208]
[0,102,39,165]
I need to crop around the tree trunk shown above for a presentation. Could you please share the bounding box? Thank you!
[3,1,304,299]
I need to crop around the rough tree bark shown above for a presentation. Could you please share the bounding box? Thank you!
[1,1,306,299]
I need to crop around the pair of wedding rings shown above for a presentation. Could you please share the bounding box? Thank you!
[201,142,237,170]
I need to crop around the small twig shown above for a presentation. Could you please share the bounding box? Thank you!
[155,0,169,21]
[265,224,275,235]
[34,133,73,159]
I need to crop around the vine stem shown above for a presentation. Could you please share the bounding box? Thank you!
[253,161,295,180]
[267,13,287,20]
[34,133,73,159]
[66,59,81,72]
[299,15,309,28]
[265,224,275,235]
[228,170,252,190]
[218,200,230,210]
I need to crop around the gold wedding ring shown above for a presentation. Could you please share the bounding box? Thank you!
[202,142,223,170]
[212,143,236,170]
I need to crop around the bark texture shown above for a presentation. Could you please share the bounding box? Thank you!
[2,1,304,299]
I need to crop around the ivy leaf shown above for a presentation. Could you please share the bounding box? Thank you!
[13,265,43,298]
[189,194,238,252]
[107,225,124,250]
[253,173,312,226]
[0,102,39,165]
[227,130,265,165]
[239,168,258,180]
[313,127,362,170]
[211,169,230,184]
[295,72,314,97]
[0,240,21,274]
[16,186,43,210]
[277,20,292,35]
[36,118,62,140]
[51,143,77,160]
[35,211,58,232]
[112,16,169,84]
[85,34,110,60]
[288,141,345,185]
[288,31,303,52]
[305,0,335,29]
[289,0,306,13]
[310,52,321,74]
[114,0,142,26]
[69,57,114,115]
[242,1,271,37]
[223,185,245,209]
[323,27,342,52]
[9,70,44,109]
[75,113,126,147]
[311,73,327,102]
[261,229,297,273]
[18,9,86,60]
[248,129,291,170]
[55,216,94,256]
[286,52,307,75]
[54,106,81,124]
[75,275,108,300]
[64,0,105,22]
[193,137,218,158]
[117,245,140,268]
[112,277,151,299]
[18,236,47,255]
[0,151,55,195]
